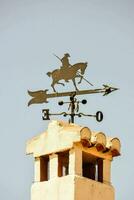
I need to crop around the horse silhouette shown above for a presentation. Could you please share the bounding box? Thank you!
[47,62,87,92]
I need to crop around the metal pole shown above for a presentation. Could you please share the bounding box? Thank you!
[70,95,75,123]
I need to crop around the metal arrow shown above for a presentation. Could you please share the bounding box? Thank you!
[28,84,118,106]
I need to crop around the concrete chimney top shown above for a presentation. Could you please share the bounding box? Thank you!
[26,120,121,159]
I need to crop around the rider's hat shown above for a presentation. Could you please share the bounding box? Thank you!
[64,53,70,57]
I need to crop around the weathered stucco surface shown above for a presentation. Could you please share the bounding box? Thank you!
[74,176,114,200]
[26,120,121,157]
[26,120,121,200]
[31,176,75,200]
[31,175,114,200]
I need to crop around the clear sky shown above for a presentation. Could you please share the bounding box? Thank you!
[0,0,133,199]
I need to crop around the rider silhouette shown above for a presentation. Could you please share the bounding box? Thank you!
[60,53,71,82]
[60,53,71,70]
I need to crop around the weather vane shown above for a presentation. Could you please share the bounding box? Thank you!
[27,53,118,123]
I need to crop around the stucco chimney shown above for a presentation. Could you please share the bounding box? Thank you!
[26,120,121,200]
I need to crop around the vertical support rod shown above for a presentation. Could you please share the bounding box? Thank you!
[70,94,76,123]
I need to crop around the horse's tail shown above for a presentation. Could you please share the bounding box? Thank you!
[47,72,52,77]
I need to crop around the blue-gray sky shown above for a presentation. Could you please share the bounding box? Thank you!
[0,0,134,199]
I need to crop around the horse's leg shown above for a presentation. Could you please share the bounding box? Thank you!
[51,84,56,92]
[57,82,65,86]
[51,80,56,92]
[75,75,83,84]
[72,78,79,91]
[51,79,64,92]
[78,76,83,84]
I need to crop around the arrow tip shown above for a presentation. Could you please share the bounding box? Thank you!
[103,85,119,96]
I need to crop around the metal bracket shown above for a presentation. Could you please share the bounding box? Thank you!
[42,95,104,123]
